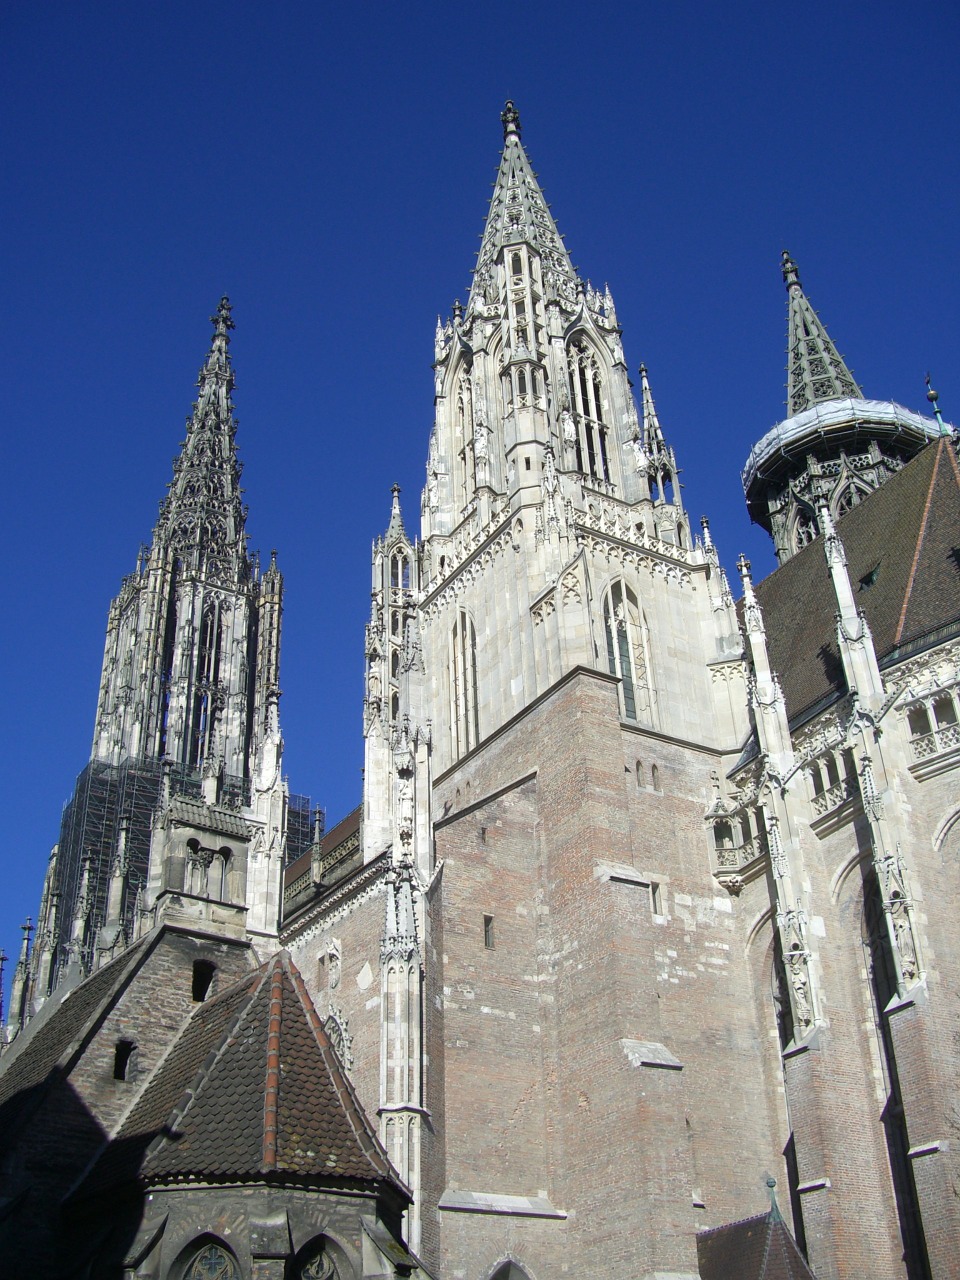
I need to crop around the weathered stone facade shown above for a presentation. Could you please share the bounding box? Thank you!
[4,102,960,1280]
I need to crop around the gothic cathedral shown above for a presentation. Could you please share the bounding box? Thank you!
[2,103,959,1280]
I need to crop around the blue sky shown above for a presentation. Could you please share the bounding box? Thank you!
[2,1,958,987]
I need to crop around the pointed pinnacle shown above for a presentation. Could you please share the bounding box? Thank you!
[386,484,406,541]
[639,364,667,455]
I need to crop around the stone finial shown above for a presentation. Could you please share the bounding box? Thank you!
[212,295,235,336]
[736,553,752,582]
[781,250,801,290]
[501,99,521,140]
[925,373,951,435]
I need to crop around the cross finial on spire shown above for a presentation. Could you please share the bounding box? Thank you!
[501,100,521,140]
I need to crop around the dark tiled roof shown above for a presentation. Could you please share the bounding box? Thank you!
[77,951,399,1195]
[697,1207,816,1280]
[0,938,151,1138]
[755,438,960,722]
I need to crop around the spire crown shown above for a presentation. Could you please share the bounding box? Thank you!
[155,298,247,582]
[781,249,801,291]
[783,252,862,415]
[501,99,521,140]
[469,107,578,310]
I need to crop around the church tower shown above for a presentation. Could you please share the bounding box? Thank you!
[15,301,295,1026]
[743,252,943,561]
[333,103,772,1280]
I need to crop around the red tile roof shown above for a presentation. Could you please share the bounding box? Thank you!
[754,438,960,722]
[76,952,401,1196]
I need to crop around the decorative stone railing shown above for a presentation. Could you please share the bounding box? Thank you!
[811,776,857,816]
[577,494,693,564]
[911,724,960,759]
[714,837,766,870]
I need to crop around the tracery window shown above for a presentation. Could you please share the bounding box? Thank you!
[834,484,864,517]
[566,339,610,482]
[602,580,653,723]
[294,1238,342,1280]
[188,601,223,770]
[792,507,817,552]
[451,610,480,757]
[183,1242,241,1280]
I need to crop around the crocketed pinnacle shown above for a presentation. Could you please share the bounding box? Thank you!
[469,102,578,309]
[639,364,669,461]
[783,251,861,415]
[385,483,407,543]
[155,298,247,582]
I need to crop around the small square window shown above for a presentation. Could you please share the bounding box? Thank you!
[483,914,495,949]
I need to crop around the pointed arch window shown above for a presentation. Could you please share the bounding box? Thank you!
[188,601,223,771]
[792,507,817,552]
[602,581,653,723]
[451,610,479,757]
[183,1242,240,1280]
[566,340,610,483]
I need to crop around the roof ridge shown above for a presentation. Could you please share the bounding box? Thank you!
[895,438,948,644]
[757,1208,775,1277]
[141,964,268,1166]
[283,953,400,1189]
[262,954,285,1171]
[698,1208,769,1237]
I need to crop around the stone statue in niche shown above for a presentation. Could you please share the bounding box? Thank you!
[631,434,649,473]
[397,775,414,838]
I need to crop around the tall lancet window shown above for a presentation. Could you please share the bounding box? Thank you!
[456,372,472,506]
[602,581,653,723]
[189,602,223,770]
[566,340,610,483]
[450,610,479,757]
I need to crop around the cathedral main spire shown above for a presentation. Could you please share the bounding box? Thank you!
[782,251,861,415]
[156,296,247,585]
[468,101,578,311]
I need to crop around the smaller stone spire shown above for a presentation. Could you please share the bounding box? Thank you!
[5,919,33,1036]
[501,99,521,140]
[639,364,668,459]
[638,365,681,511]
[783,251,861,415]
[386,484,406,543]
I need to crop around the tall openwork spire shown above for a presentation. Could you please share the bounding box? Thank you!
[783,251,861,415]
[469,101,578,310]
[156,296,247,586]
